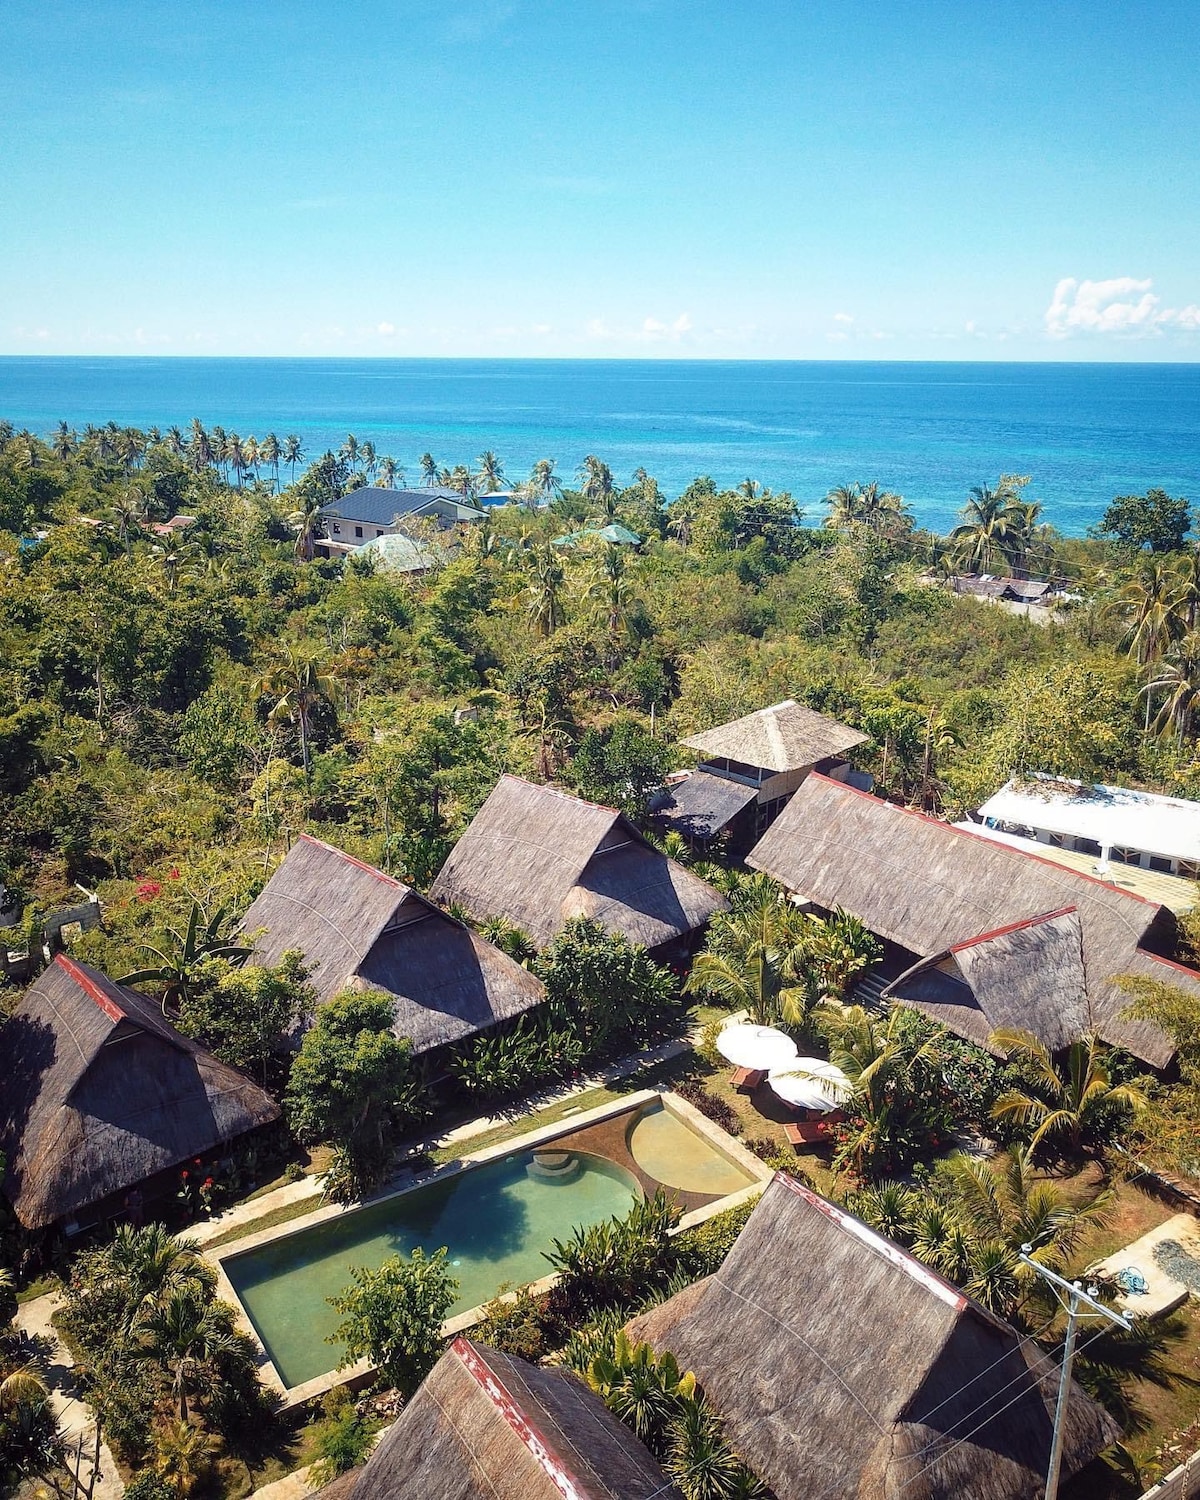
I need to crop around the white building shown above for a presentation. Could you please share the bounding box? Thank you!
[968,774,1200,880]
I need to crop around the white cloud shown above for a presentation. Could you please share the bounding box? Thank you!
[833,312,854,324]
[377,321,396,336]
[1045,276,1200,337]
[638,312,693,342]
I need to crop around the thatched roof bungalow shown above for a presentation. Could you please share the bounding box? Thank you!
[747,773,1200,1067]
[430,776,728,954]
[239,835,545,1054]
[627,1173,1118,1500]
[658,699,869,853]
[326,1337,680,1500]
[0,956,279,1230]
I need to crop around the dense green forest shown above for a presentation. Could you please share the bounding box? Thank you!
[1,420,1196,963]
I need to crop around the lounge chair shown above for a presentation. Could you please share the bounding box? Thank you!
[730,1067,766,1093]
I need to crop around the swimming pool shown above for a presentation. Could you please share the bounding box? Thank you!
[223,1148,639,1389]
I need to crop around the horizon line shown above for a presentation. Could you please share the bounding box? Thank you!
[2,352,1199,367]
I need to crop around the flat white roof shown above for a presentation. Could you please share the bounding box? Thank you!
[976,775,1200,864]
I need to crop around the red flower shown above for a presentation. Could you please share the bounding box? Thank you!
[135,880,162,903]
[169,867,181,880]
[193,1158,202,1166]
[203,1177,214,1188]
[180,1170,189,1180]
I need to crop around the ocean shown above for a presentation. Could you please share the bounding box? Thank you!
[1,357,1197,537]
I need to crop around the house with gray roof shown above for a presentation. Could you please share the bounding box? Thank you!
[317,485,485,553]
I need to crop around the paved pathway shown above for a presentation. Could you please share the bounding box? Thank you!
[14,1292,124,1498]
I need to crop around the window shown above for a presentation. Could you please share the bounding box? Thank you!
[1075,838,1102,857]
[354,525,363,538]
[376,529,385,537]
[1180,860,1200,880]
[331,523,341,534]
[1148,856,1172,873]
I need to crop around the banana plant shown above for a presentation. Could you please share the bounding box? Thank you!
[119,901,252,1015]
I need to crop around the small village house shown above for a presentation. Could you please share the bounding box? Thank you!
[239,835,545,1054]
[747,772,1200,1067]
[0,955,279,1232]
[653,698,867,854]
[316,486,485,555]
[316,1337,679,1500]
[627,1172,1117,1500]
[429,775,728,958]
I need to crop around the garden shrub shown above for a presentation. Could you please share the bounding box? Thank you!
[676,1198,760,1278]
[673,1079,739,1135]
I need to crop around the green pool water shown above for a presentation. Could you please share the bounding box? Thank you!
[224,1149,639,1388]
[628,1106,758,1197]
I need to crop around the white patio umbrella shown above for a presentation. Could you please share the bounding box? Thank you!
[768,1057,853,1113]
[715,1022,799,1072]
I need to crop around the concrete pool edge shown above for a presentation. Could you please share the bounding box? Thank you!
[209,1088,771,1408]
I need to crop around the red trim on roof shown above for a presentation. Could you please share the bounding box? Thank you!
[948,905,1078,954]
[1138,951,1200,984]
[772,1172,968,1311]
[803,773,1160,909]
[297,833,407,891]
[53,954,126,1023]
[452,1339,587,1499]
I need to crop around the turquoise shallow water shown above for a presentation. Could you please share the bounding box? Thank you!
[2,357,1198,536]
[224,1149,639,1389]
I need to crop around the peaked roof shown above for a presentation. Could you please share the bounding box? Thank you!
[652,771,759,841]
[679,698,868,772]
[429,776,728,949]
[747,774,1195,1067]
[0,957,279,1228]
[239,836,545,1053]
[626,1174,1117,1500]
[321,486,485,525]
[348,1338,679,1500]
[885,907,1094,1054]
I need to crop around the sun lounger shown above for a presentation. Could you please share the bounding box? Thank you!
[730,1067,766,1092]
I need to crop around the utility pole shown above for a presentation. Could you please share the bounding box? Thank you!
[1018,1247,1132,1500]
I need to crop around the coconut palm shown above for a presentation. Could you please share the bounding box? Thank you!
[282,434,304,483]
[525,543,566,638]
[685,897,818,1030]
[151,533,201,594]
[949,482,1029,574]
[341,433,360,471]
[51,421,75,461]
[378,455,400,489]
[225,434,246,488]
[242,434,260,483]
[529,458,562,505]
[187,419,212,475]
[474,450,505,494]
[252,645,336,781]
[289,493,326,562]
[666,497,697,548]
[1144,631,1200,742]
[1115,558,1183,669]
[108,489,148,556]
[447,465,477,500]
[259,431,280,488]
[105,1224,207,1327]
[990,1030,1148,1158]
[419,452,439,486]
[579,455,616,517]
[359,440,377,481]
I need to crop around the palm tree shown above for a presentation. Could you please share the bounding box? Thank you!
[586,544,635,659]
[419,452,439,486]
[153,1420,219,1497]
[377,455,399,488]
[666,497,697,548]
[259,431,280,489]
[242,434,260,482]
[282,434,304,483]
[289,493,326,562]
[685,897,818,1029]
[359,440,377,481]
[165,425,185,459]
[474,450,506,494]
[949,482,1028,574]
[1144,631,1200,742]
[525,543,565,638]
[341,433,360,471]
[105,1224,207,1327]
[108,489,148,556]
[151,533,201,594]
[136,1288,239,1423]
[187,420,212,475]
[447,465,478,500]
[226,434,245,488]
[51,421,75,461]
[253,645,336,781]
[529,458,562,505]
[579,455,616,517]
[736,478,762,501]
[990,1030,1148,1158]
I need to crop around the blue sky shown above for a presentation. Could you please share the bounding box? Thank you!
[3,0,1199,359]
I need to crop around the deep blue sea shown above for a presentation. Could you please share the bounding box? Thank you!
[2,357,1197,536]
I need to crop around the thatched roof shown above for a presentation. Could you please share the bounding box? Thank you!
[884,907,1094,1054]
[627,1173,1118,1500]
[348,1338,679,1500]
[747,774,1196,1067]
[652,772,759,842]
[240,835,545,1053]
[679,698,868,772]
[430,776,728,950]
[0,956,280,1229]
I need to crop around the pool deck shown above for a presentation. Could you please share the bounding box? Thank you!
[208,1088,769,1408]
